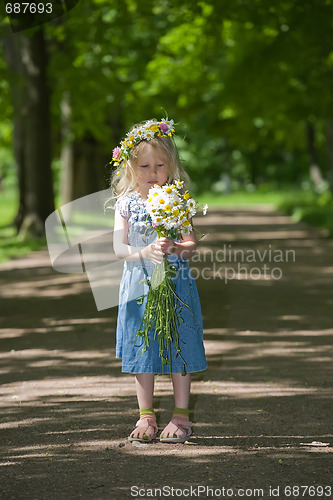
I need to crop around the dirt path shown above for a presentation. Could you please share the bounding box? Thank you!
[0,206,332,500]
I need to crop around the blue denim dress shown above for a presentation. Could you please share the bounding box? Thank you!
[115,191,207,374]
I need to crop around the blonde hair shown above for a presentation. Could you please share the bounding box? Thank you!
[109,134,190,201]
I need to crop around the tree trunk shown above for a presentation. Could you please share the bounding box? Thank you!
[2,27,54,237]
[307,121,325,190]
[72,136,106,201]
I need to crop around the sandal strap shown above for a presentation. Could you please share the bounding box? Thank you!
[134,417,158,435]
[170,417,192,432]
[140,407,154,416]
[161,418,192,439]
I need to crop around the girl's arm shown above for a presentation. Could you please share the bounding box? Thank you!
[113,210,163,264]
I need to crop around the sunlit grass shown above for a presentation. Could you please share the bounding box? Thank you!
[0,186,46,264]
[196,190,287,206]
[197,188,333,237]
[0,226,46,264]
[278,189,333,237]
[0,184,18,224]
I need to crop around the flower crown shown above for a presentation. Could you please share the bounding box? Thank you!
[111,118,175,176]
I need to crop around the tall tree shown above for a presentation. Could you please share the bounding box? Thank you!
[2,25,54,236]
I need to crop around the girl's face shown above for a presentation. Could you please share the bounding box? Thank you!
[135,143,168,197]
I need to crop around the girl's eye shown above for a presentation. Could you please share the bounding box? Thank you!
[139,163,164,168]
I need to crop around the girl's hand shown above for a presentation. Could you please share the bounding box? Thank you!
[141,242,164,264]
[158,237,176,255]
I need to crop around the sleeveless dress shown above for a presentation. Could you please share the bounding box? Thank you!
[115,191,207,374]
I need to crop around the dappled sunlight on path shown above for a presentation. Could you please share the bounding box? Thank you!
[0,206,332,499]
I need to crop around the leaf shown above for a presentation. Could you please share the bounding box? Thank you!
[199,233,209,241]
[139,277,148,285]
[151,262,165,289]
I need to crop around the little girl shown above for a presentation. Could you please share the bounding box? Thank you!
[111,118,207,443]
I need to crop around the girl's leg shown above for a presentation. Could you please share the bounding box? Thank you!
[129,373,157,441]
[135,373,155,409]
[171,373,191,409]
[160,373,192,442]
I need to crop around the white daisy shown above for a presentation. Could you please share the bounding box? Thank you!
[186,198,197,217]
[181,225,192,237]
[152,215,163,226]
[145,131,154,140]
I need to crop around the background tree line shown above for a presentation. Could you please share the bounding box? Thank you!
[1,0,333,237]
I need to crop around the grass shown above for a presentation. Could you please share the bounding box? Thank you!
[196,190,287,206]
[0,185,17,223]
[197,187,333,237]
[0,186,46,264]
[0,185,332,265]
[0,225,46,264]
[276,189,333,237]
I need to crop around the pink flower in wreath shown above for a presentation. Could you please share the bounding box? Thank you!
[112,147,121,159]
[159,122,169,133]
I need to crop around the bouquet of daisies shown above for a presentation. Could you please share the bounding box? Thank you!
[135,181,202,375]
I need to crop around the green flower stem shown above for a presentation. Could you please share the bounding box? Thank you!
[135,234,190,376]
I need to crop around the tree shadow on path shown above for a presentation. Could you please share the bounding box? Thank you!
[0,206,332,499]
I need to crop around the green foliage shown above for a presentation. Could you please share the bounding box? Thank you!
[0,51,13,171]
[0,122,14,181]
[0,45,11,121]
[1,0,333,217]
[46,0,173,146]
